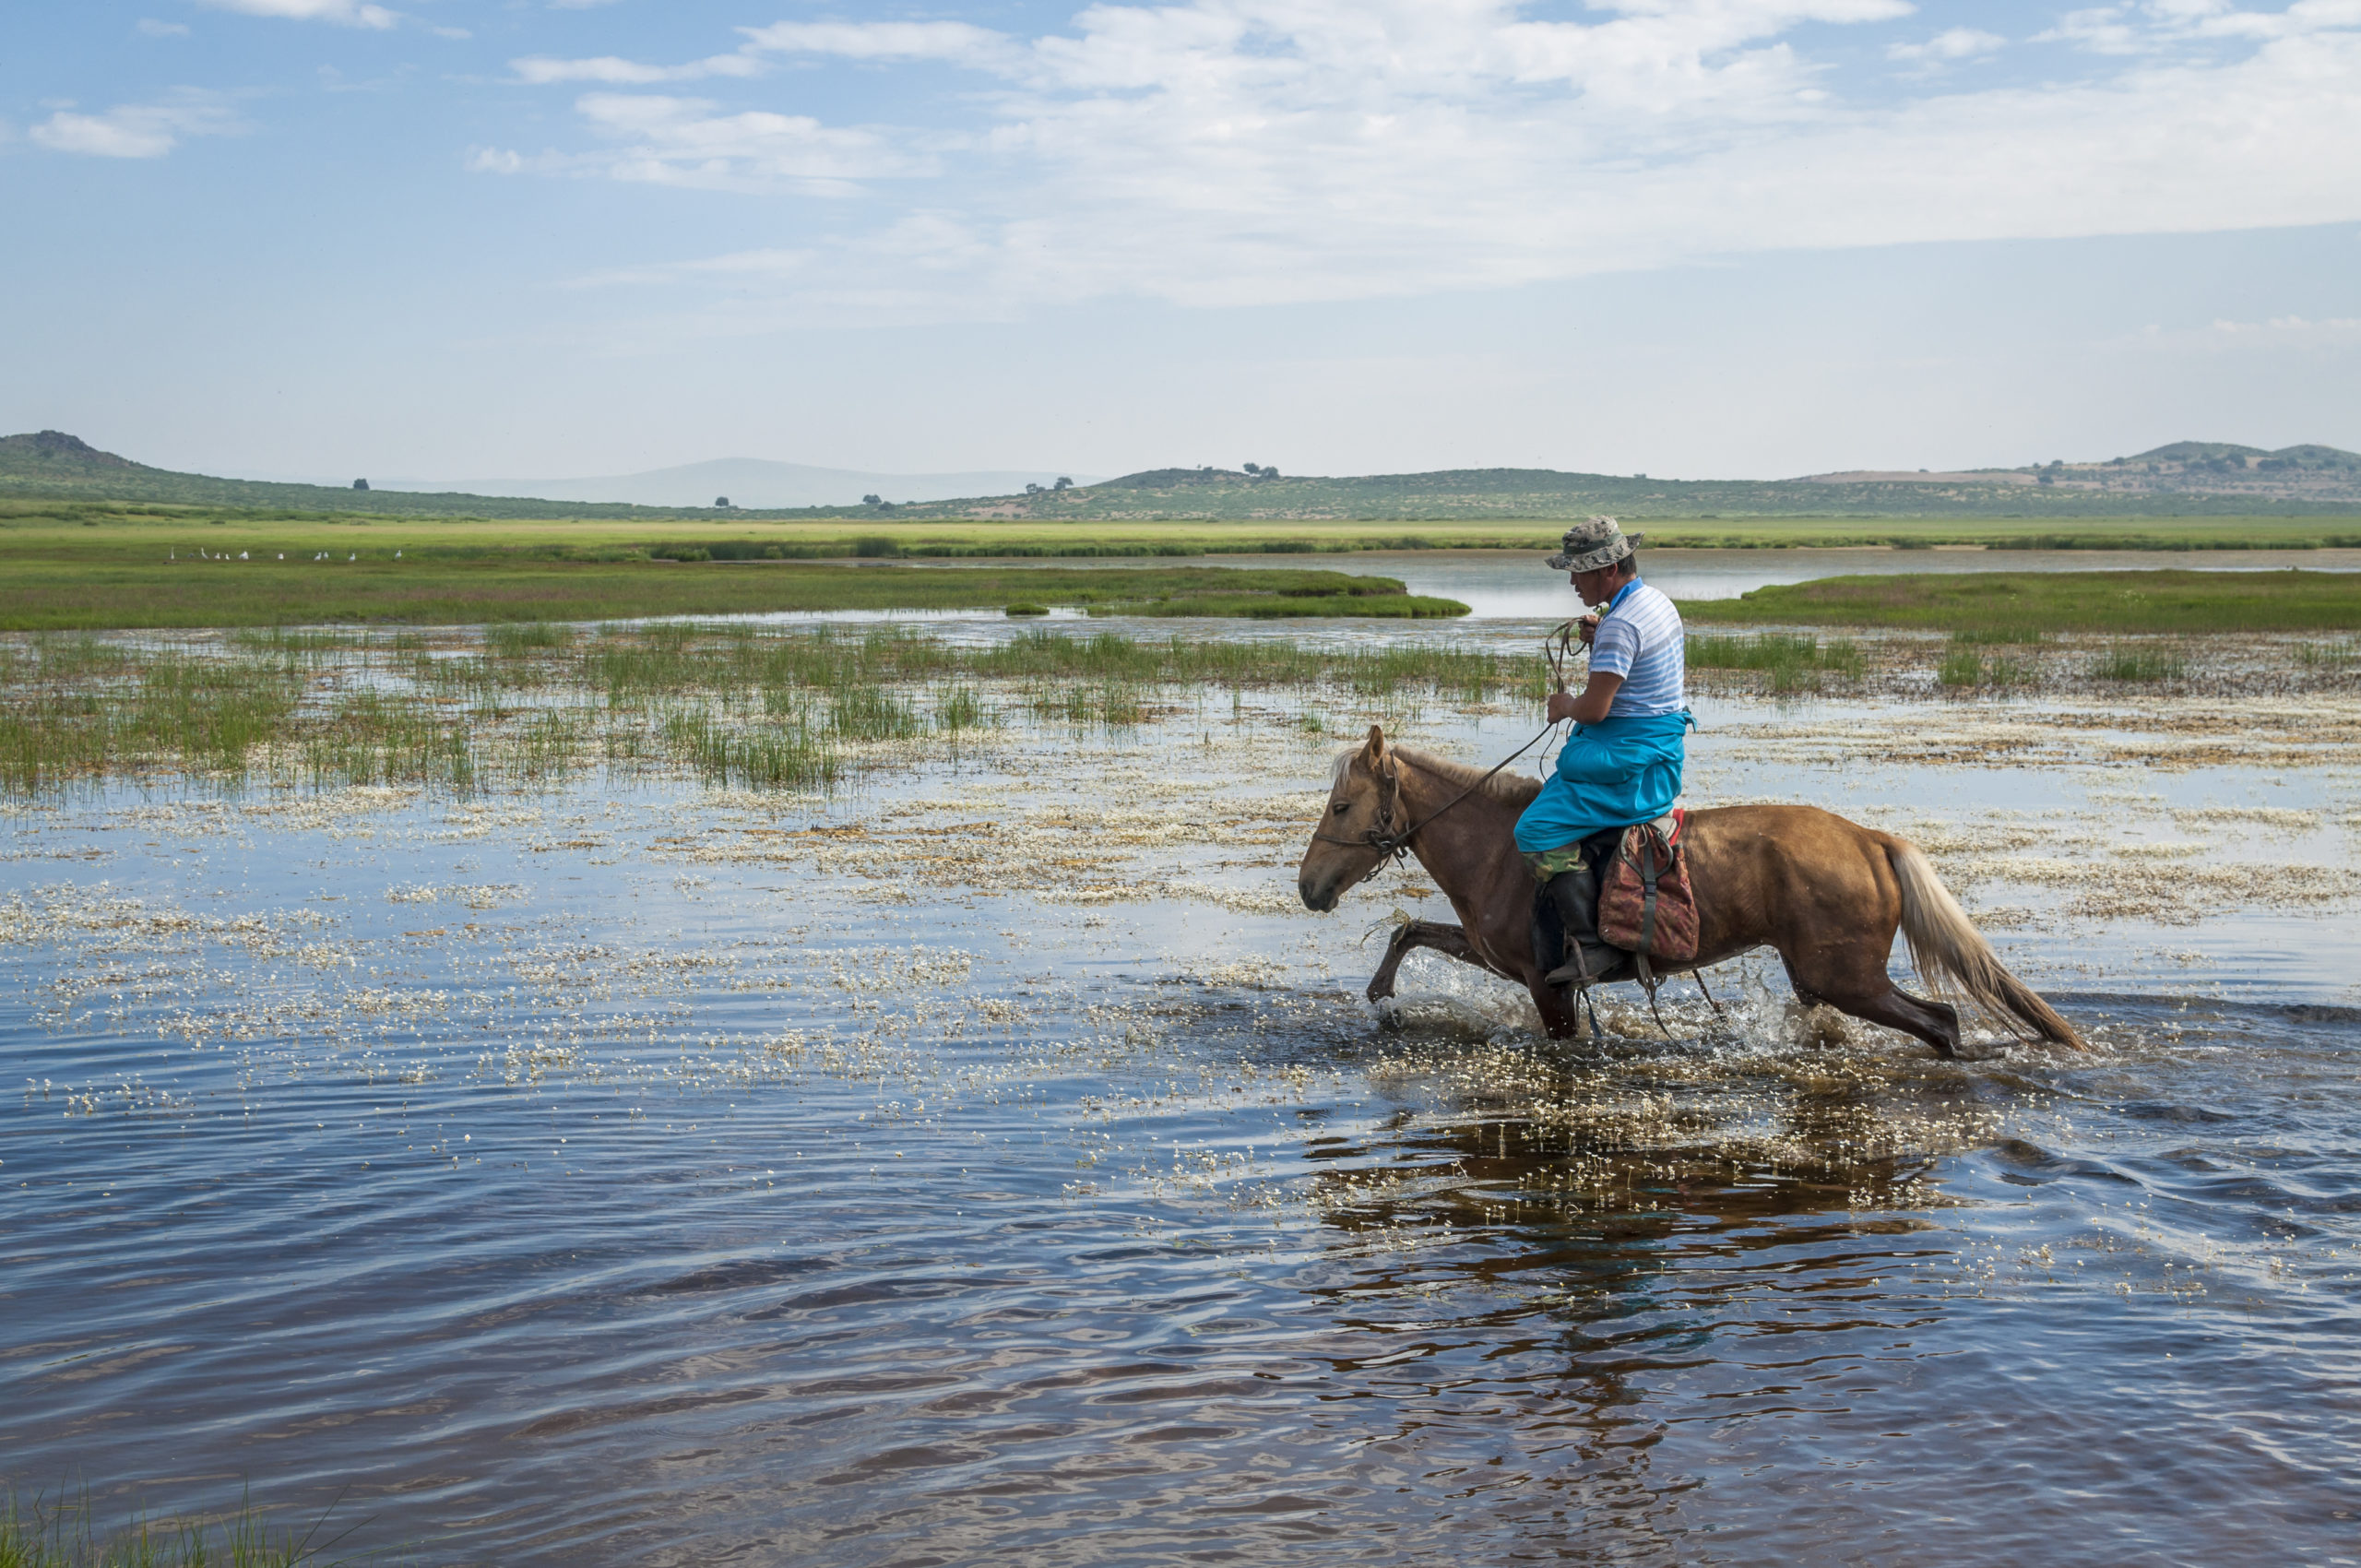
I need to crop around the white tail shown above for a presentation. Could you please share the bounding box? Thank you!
[1886,841,2085,1049]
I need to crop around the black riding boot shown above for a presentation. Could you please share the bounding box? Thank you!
[1539,861,1619,988]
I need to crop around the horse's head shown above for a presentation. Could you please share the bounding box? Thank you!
[1298,724,1404,912]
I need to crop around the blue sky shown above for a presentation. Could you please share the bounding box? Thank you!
[6,0,2359,481]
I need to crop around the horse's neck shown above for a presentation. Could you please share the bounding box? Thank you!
[1396,759,1529,925]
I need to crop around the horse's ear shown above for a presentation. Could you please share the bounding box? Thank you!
[1363,724,1387,764]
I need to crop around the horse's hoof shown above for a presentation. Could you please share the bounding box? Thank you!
[1372,1001,1404,1032]
[1946,1039,2008,1063]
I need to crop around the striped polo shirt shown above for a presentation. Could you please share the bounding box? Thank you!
[1589,577,1685,716]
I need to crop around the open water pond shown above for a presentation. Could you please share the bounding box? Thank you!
[5,627,2361,1565]
[940,548,2361,620]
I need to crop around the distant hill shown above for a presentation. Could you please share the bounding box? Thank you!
[370,457,1105,510]
[0,431,684,519]
[5,431,2357,522]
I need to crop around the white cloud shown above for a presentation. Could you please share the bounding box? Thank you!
[1889,26,2007,63]
[196,0,397,28]
[488,0,2361,323]
[29,89,241,158]
[136,18,192,37]
[473,94,928,192]
[737,19,1022,68]
[2039,0,2361,51]
[512,53,762,85]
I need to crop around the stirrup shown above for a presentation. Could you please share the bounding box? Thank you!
[1545,944,1617,988]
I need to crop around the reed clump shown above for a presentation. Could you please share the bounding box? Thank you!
[2088,647,2188,682]
[1686,632,1862,694]
[1937,644,2037,690]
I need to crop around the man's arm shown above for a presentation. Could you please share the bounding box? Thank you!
[1548,670,1623,725]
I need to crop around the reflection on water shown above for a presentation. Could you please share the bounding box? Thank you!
[4,681,2360,1564]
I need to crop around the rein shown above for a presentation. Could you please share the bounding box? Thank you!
[1311,722,1559,864]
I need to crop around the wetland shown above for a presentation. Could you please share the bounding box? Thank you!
[4,608,2360,1564]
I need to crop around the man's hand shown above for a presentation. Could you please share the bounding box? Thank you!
[1551,669,1625,727]
[1576,612,1601,647]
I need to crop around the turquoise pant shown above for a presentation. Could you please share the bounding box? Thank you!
[1513,711,1691,854]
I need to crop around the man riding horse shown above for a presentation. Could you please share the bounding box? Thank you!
[1518,516,1691,989]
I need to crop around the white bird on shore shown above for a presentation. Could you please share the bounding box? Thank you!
[349,552,357,562]
[240,551,249,560]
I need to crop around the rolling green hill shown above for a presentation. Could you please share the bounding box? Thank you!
[0,431,679,519]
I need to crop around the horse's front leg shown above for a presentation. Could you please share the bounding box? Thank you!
[1366,919,1502,1002]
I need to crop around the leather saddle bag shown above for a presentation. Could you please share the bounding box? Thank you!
[1597,810,1699,971]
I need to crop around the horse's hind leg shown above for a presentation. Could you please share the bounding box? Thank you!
[1829,985,1966,1060]
[1782,944,1964,1060]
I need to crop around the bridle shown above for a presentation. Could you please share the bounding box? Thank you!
[1313,614,1593,865]
[1311,721,1559,865]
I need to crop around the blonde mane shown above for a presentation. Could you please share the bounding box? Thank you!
[1330,742,1543,808]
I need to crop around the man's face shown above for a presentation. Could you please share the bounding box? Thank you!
[1570,564,1620,606]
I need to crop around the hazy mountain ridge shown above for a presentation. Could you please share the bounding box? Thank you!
[5,432,2357,522]
[373,457,1106,510]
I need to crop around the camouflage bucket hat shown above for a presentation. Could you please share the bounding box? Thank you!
[1546,515,1643,573]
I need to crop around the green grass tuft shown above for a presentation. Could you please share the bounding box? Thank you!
[2088,647,2187,682]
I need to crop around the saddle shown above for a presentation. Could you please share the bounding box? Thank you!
[1596,809,1698,982]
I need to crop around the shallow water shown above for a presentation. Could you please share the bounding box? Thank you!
[5,678,2360,1565]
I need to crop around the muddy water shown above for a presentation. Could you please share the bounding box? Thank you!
[5,680,2361,1564]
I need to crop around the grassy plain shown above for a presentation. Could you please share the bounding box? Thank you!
[6,505,2358,632]
[1682,569,2361,636]
[0,512,1466,628]
[10,499,2361,558]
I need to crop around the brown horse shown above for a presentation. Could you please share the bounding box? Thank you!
[1296,725,2082,1058]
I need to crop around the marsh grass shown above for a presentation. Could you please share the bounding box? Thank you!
[1686,569,2361,636]
[0,538,1472,630]
[664,708,837,790]
[1686,632,1862,694]
[2089,647,2188,682]
[2296,638,2357,671]
[0,623,1640,797]
[486,622,572,657]
[302,692,475,790]
[230,628,361,661]
[830,685,924,743]
[937,687,983,735]
[1938,647,2037,689]
[0,1488,366,1568]
[1950,626,2048,646]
